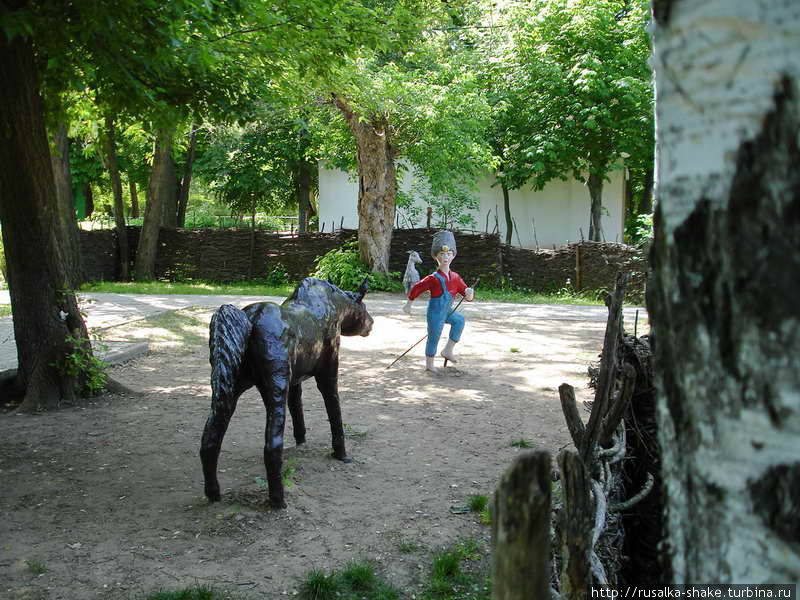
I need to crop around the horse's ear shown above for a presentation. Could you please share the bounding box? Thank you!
[356,277,369,302]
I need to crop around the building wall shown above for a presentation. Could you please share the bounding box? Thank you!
[318,163,626,248]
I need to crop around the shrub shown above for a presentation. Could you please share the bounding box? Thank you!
[312,241,402,293]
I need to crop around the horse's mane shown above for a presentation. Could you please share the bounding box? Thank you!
[287,278,349,306]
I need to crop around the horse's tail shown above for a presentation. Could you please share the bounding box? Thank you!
[209,304,252,405]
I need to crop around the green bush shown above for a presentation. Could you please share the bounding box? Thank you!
[312,241,402,293]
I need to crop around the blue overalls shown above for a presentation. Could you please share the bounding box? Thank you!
[425,272,465,357]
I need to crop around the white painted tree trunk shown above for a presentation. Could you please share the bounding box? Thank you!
[649,0,800,583]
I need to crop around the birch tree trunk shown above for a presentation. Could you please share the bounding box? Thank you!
[648,0,800,582]
[333,95,397,274]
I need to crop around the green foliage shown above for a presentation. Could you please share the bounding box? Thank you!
[194,109,317,217]
[313,241,402,292]
[262,263,291,287]
[626,212,653,246]
[405,180,480,230]
[57,335,108,395]
[480,0,652,197]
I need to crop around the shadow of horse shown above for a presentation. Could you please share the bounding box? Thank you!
[200,277,373,508]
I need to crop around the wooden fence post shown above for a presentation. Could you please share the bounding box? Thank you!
[558,450,593,600]
[492,450,552,600]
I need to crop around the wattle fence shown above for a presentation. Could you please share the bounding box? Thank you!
[79,227,648,301]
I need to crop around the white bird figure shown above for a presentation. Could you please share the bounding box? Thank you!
[402,250,422,314]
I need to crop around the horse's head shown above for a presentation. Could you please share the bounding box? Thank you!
[341,277,373,337]
[407,250,422,265]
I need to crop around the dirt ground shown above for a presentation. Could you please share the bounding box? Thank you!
[0,298,613,599]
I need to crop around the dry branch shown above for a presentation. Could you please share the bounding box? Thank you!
[581,272,628,464]
[559,383,585,449]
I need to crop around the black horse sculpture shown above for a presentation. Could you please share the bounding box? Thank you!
[200,277,373,508]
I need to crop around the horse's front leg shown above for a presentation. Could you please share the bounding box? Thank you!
[315,369,351,463]
[254,361,290,509]
[288,383,306,445]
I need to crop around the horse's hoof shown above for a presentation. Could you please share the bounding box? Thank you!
[205,489,221,502]
[295,437,306,445]
[332,452,353,463]
[270,497,287,509]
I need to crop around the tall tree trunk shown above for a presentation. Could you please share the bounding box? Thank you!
[135,123,175,281]
[129,180,139,218]
[176,124,197,228]
[334,95,396,274]
[296,158,313,233]
[159,131,178,228]
[0,30,92,411]
[587,172,603,242]
[501,180,513,245]
[640,166,654,214]
[49,122,84,288]
[649,1,800,582]
[84,183,94,218]
[100,115,129,280]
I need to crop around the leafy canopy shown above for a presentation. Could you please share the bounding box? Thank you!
[492,0,653,190]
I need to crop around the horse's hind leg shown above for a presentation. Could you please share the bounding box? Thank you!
[200,385,245,501]
[288,383,306,445]
[252,361,290,509]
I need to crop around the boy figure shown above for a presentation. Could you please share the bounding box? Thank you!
[407,231,475,373]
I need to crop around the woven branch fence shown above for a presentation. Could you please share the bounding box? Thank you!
[79,227,647,300]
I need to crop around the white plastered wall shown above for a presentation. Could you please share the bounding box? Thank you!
[318,162,625,248]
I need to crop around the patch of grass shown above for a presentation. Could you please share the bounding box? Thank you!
[396,539,422,554]
[478,286,605,306]
[0,304,11,318]
[80,279,295,298]
[296,541,488,600]
[420,540,490,600]
[479,505,492,526]
[468,494,488,514]
[26,559,47,575]
[298,569,339,600]
[344,423,368,439]
[510,438,533,449]
[144,586,222,600]
[297,561,400,600]
[509,347,521,353]
[80,278,613,307]
[282,461,297,488]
